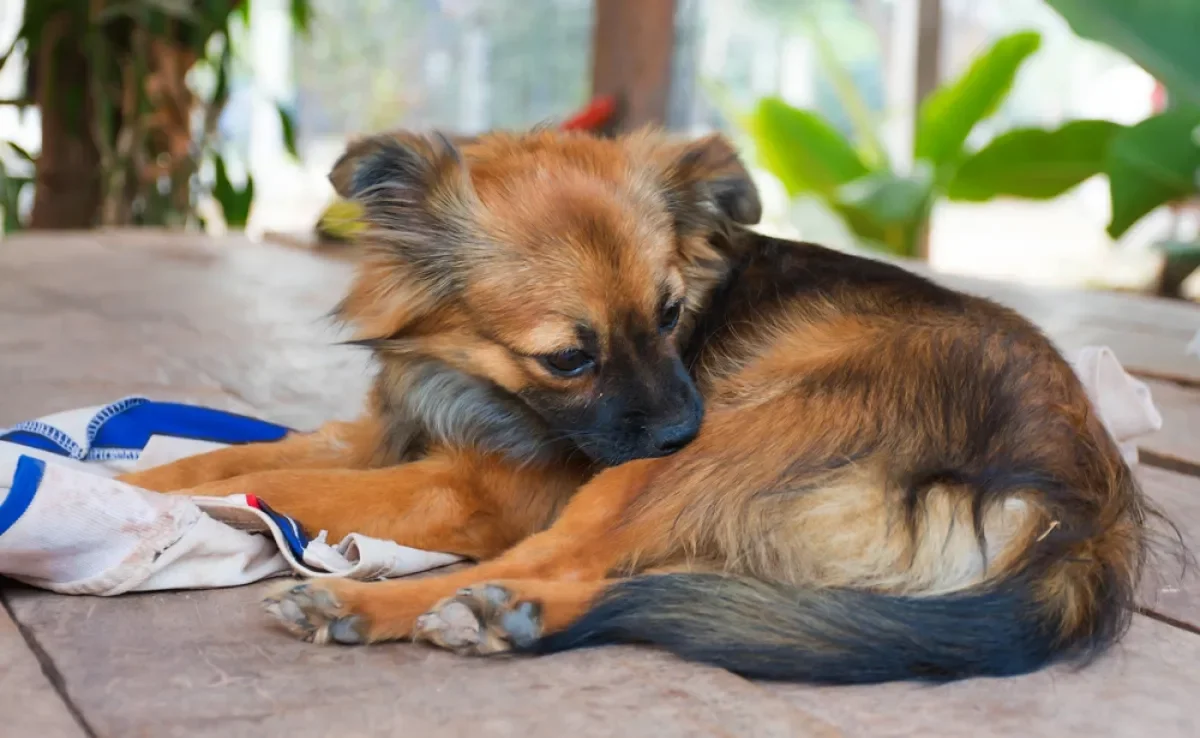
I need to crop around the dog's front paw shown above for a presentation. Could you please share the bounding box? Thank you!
[262,580,371,645]
[413,583,543,655]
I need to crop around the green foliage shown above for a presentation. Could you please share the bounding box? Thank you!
[835,167,933,257]
[748,0,1200,259]
[0,142,36,233]
[1046,0,1200,107]
[236,0,314,35]
[277,104,300,159]
[746,31,1043,257]
[1104,110,1200,238]
[1043,0,1200,241]
[947,120,1122,201]
[748,98,868,198]
[3,0,313,231]
[212,154,254,228]
[916,32,1041,176]
[289,0,314,36]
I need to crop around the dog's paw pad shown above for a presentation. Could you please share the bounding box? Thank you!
[413,584,542,655]
[262,581,366,645]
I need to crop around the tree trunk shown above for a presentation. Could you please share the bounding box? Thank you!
[29,12,102,230]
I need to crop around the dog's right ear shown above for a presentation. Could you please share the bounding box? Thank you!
[328,132,479,339]
[328,130,469,203]
[328,131,477,279]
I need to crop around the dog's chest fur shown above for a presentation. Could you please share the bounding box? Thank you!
[370,357,578,467]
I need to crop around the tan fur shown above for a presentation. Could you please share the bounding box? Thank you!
[121,128,1147,681]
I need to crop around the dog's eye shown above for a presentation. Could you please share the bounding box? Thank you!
[539,349,595,377]
[659,301,683,333]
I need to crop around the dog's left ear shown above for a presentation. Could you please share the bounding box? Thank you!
[648,133,762,230]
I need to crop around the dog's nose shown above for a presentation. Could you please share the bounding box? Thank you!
[649,420,700,455]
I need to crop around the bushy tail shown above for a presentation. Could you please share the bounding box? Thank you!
[526,571,1123,684]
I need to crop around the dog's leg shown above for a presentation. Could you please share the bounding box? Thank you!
[411,562,702,655]
[174,451,576,558]
[261,459,668,645]
[117,417,380,492]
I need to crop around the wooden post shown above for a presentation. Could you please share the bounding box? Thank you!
[913,0,942,260]
[590,0,678,132]
[914,0,942,120]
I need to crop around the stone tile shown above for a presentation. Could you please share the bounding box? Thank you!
[0,382,259,428]
[0,601,86,738]
[4,583,841,738]
[0,232,370,429]
[1139,380,1200,470]
[1137,466,1200,629]
[765,615,1199,738]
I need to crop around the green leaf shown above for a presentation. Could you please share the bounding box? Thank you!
[213,155,234,206]
[746,96,869,198]
[317,198,367,241]
[6,142,36,164]
[833,166,934,257]
[290,0,314,35]
[236,0,251,26]
[947,120,1123,201]
[836,166,933,225]
[212,155,254,228]
[277,104,299,159]
[1046,0,1200,106]
[915,31,1041,172]
[1105,109,1200,238]
[0,158,31,233]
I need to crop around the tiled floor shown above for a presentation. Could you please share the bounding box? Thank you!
[2,231,1198,737]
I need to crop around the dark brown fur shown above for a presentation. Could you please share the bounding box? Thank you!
[120,128,1150,683]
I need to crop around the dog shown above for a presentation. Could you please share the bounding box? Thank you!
[119,127,1151,684]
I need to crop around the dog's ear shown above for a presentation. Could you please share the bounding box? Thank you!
[645,133,762,230]
[328,132,479,341]
[329,130,468,203]
[328,131,477,290]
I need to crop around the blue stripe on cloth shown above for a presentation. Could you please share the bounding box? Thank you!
[0,419,86,458]
[252,498,310,558]
[0,430,72,457]
[0,456,46,537]
[89,401,291,452]
[1,398,292,460]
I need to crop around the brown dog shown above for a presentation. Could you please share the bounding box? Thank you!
[119,128,1150,683]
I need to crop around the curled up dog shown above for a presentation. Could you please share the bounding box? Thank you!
[119,128,1156,684]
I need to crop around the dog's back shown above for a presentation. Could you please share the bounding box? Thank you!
[535,229,1148,683]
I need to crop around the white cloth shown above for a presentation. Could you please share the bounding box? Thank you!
[0,346,1167,596]
[0,400,463,596]
[1067,346,1163,465]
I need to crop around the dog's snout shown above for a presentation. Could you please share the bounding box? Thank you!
[649,420,700,455]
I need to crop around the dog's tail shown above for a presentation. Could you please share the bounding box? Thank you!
[526,565,1128,684]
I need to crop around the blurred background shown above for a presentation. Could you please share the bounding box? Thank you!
[1,0,1197,300]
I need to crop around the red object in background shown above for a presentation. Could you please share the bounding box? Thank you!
[1151,82,1167,112]
[559,95,619,132]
